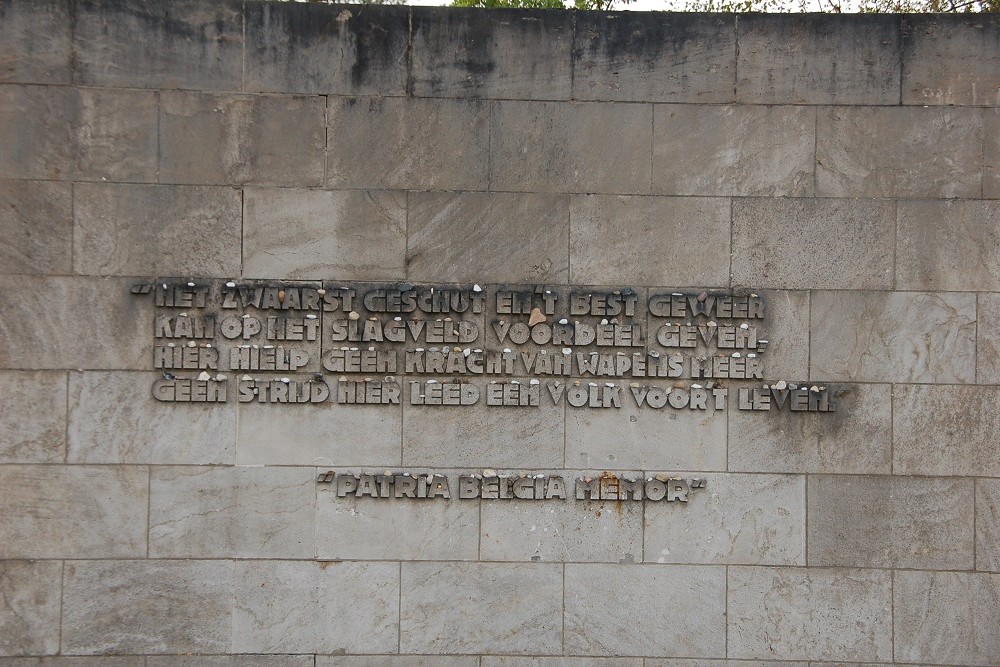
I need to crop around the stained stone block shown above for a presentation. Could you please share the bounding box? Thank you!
[148,658,313,667]
[74,0,243,90]
[897,200,1000,291]
[0,465,146,558]
[816,106,983,198]
[751,290,810,381]
[977,479,1000,572]
[244,188,407,281]
[893,385,1000,477]
[320,660,478,667]
[729,384,892,475]
[0,0,71,84]
[652,105,814,197]
[491,101,652,194]
[645,474,804,566]
[0,180,71,275]
[62,560,233,655]
[74,183,241,277]
[412,7,572,100]
[731,198,895,290]
[69,372,236,464]
[328,97,489,190]
[485,660,642,667]
[407,192,569,285]
[573,13,735,103]
[233,560,399,654]
[565,564,725,656]
[245,2,408,96]
[400,562,562,654]
[0,561,61,656]
[810,291,976,384]
[902,15,1000,106]
[894,571,1000,665]
[737,15,900,105]
[981,293,1000,384]
[160,92,326,186]
[569,195,730,287]
[987,109,1000,198]
[0,659,145,666]
[646,662,809,667]
[0,371,66,463]
[150,466,315,559]
[728,567,892,661]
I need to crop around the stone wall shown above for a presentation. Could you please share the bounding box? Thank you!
[2,0,1000,664]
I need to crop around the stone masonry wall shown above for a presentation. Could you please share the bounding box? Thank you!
[1,0,1000,664]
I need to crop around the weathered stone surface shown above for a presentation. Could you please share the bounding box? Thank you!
[0,180,71,275]
[74,0,243,90]
[408,192,569,284]
[492,101,651,194]
[737,15,900,105]
[573,13,735,103]
[234,561,398,654]
[751,290,810,381]
[729,384,892,475]
[894,571,1000,665]
[328,97,489,190]
[977,479,1000,572]
[400,562,561,654]
[0,465,146,558]
[565,564,725,656]
[897,200,1000,291]
[0,371,66,463]
[0,660,144,666]
[412,7,572,100]
[646,662,808,667]
[816,106,983,198]
[62,560,233,655]
[0,561,61,656]
[728,567,892,661]
[987,108,1000,197]
[0,0,70,84]
[732,198,894,290]
[160,92,325,186]
[150,466,315,558]
[980,293,1000,384]
[893,385,1000,477]
[74,183,241,277]
[808,475,973,569]
[244,188,406,281]
[149,658,313,667]
[810,291,976,383]
[902,15,1000,106]
[321,659,477,667]
[245,2,408,96]
[69,372,235,464]
[486,660,641,667]
[646,474,804,566]
[653,105,814,197]
[569,195,730,287]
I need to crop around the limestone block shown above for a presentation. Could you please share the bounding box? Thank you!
[894,571,1000,665]
[245,2,408,96]
[328,97,489,190]
[485,660,641,667]
[728,567,892,661]
[564,564,726,657]
[737,15,900,105]
[150,466,315,559]
[411,7,572,100]
[728,384,892,475]
[0,180,71,274]
[69,371,236,464]
[320,659,477,667]
[0,561,61,656]
[73,0,243,90]
[62,560,233,655]
[987,109,999,198]
[807,475,973,569]
[233,560,398,654]
[646,662,808,667]
[731,198,895,290]
[74,183,241,277]
[902,15,1000,106]
[569,195,730,287]
[0,0,71,84]
[0,371,66,463]
[407,192,569,284]
[749,290,810,381]
[160,92,325,186]
[893,385,1000,477]
[645,474,804,566]
[897,200,1000,291]
[400,562,561,654]
[816,106,983,198]
[977,479,1000,572]
[0,465,146,558]
[244,188,406,281]
[810,291,976,383]
[573,13,735,103]
[0,660,144,666]
[980,293,1000,384]
[149,658,313,667]
[491,100,651,194]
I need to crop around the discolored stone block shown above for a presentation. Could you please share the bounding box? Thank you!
[148,658,313,667]
[0,0,71,84]
[0,371,66,463]
[902,15,1000,106]
[485,660,641,667]
[751,290,810,381]
[0,561,61,656]
[987,109,1000,197]
[977,479,1000,572]
[0,659,144,666]
[980,293,1000,384]
[320,659,478,667]
[646,662,808,667]
[0,180,71,275]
